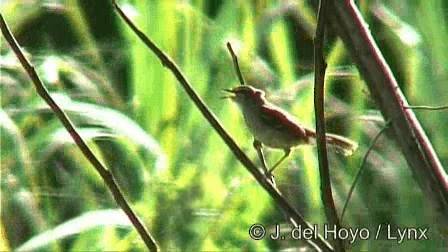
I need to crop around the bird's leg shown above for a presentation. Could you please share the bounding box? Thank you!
[253,140,276,183]
[268,148,291,174]
[253,139,269,174]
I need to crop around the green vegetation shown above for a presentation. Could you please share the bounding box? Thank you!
[1,0,447,251]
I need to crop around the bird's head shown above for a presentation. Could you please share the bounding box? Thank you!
[222,85,266,107]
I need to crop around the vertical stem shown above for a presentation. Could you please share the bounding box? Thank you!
[314,0,345,251]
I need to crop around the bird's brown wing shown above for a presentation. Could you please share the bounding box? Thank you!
[259,104,308,139]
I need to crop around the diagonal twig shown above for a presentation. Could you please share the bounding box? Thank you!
[314,0,344,251]
[404,105,448,111]
[112,1,333,251]
[0,13,159,252]
[341,122,390,222]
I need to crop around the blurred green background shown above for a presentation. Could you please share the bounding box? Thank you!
[1,0,447,251]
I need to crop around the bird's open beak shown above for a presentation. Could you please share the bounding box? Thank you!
[221,89,235,99]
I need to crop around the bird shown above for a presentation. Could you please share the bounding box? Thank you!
[223,85,358,175]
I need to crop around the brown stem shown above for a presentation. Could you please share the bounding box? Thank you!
[226,42,246,86]
[314,0,345,251]
[112,1,333,250]
[330,1,448,220]
[0,13,159,252]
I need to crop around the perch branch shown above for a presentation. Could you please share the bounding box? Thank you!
[113,1,333,251]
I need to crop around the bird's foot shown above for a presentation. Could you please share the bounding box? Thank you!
[264,170,276,185]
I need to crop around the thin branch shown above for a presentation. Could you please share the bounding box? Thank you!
[330,1,448,222]
[404,105,448,111]
[0,14,159,252]
[226,42,246,86]
[228,47,272,181]
[314,0,344,251]
[341,122,390,222]
[112,1,333,251]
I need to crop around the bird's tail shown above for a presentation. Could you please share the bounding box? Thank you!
[325,133,358,156]
[306,129,358,156]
